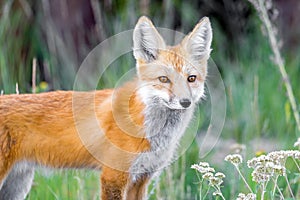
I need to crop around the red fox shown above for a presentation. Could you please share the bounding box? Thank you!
[0,16,212,199]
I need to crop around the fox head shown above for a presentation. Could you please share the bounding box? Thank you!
[133,16,212,110]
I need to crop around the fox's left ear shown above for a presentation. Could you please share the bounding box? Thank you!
[182,17,212,62]
[133,16,166,63]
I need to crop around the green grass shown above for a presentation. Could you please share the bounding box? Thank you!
[26,170,100,200]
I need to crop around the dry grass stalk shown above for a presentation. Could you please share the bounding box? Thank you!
[32,57,37,93]
[249,0,300,131]
[15,83,19,94]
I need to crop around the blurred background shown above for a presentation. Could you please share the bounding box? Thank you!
[1,0,300,199]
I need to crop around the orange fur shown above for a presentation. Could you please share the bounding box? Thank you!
[0,81,150,199]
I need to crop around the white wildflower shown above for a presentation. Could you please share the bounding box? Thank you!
[287,150,300,158]
[191,161,225,199]
[247,158,257,168]
[206,167,215,173]
[236,192,257,200]
[294,138,300,148]
[268,150,288,163]
[267,150,300,165]
[215,172,226,179]
[209,176,223,186]
[198,162,210,167]
[254,164,271,175]
[213,191,222,196]
[272,164,286,176]
[246,193,256,200]
[294,151,300,159]
[247,150,290,185]
[225,154,243,166]
[252,170,270,183]
[191,163,215,174]
[285,150,298,157]
[202,172,214,180]
[247,155,272,169]
[236,193,246,200]
[191,164,207,174]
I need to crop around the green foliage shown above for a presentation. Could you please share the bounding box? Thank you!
[26,170,99,200]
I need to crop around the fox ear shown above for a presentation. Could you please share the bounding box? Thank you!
[133,16,166,62]
[182,17,212,62]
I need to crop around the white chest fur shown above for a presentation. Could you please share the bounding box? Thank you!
[129,103,194,182]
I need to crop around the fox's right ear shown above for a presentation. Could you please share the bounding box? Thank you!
[133,16,166,63]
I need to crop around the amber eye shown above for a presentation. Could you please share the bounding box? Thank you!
[187,75,197,82]
[158,76,170,83]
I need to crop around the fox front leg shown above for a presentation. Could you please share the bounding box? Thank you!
[125,176,150,200]
[100,167,129,200]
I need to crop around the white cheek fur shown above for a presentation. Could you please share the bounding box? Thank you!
[137,83,170,104]
[191,84,204,102]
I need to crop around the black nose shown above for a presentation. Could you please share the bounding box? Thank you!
[179,98,191,108]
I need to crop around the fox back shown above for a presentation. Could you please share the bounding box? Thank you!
[0,16,212,200]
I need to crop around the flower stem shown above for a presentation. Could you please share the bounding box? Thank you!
[196,172,203,200]
[218,189,226,200]
[261,182,266,200]
[235,165,253,193]
[202,185,210,200]
[212,186,225,200]
[199,180,203,200]
[284,174,295,199]
[272,177,284,199]
[272,176,278,197]
[292,157,300,172]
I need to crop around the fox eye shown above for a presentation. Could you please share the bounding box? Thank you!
[187,75,197,82]
[158,76,170,83]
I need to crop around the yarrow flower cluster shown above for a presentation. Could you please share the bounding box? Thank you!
[191,162,225,187]
[191,162,215,174]
[247,150,300,183]
[191,162,226,199]
[192,137,300,199]
[236,193,256,200]
[224,154,243,166]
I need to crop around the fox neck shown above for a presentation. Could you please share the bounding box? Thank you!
[143,101,195,151]
[129,92,195,181]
